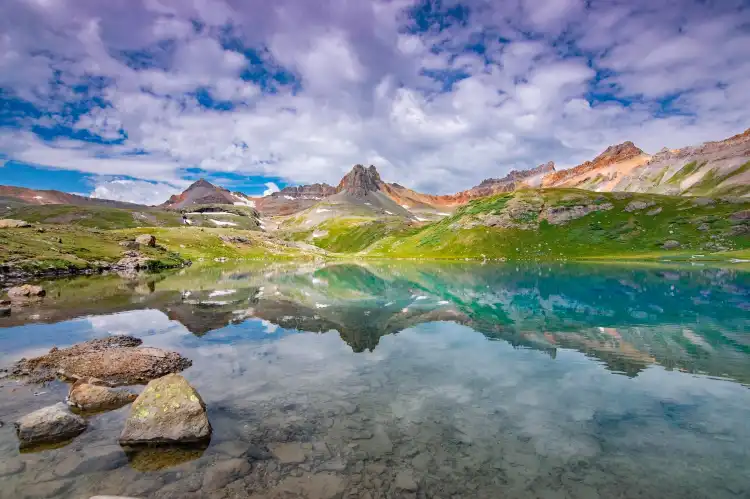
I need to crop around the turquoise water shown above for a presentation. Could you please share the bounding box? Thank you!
[0,262,748,498]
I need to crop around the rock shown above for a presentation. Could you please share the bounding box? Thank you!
[542,202,614,225]
[270,442,307,464]
[114,253,152,273]
[54,445,127,477]
[395,470,418,491]
[0,306,9,317]
[135,234,156,247]
[202,458,251,491]
[272,473,345,499]
[624,200,656,212]
[662,240,681,250]
[0,457,25,476]
[118,241,140,250]
[697,223,711,231]
[7,284,46,301]
[15,403,87,449]
[119,374,211,445]
[124,444,208,472]
[729,210,750,221]
[646,207,663,216]
[13,336,191,385]
[219,235,251,245]
[0,219,32,228]
[692,197,715,207]
[67,377,137,412]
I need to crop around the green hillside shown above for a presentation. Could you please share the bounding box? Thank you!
[358,189,750,261]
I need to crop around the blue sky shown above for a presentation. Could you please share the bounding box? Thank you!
[0,0,748,204]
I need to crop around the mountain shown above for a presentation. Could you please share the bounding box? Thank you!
[0,185,148,209]
[541,129,750,197]
[255,183,336,216]
[162,179,256,209]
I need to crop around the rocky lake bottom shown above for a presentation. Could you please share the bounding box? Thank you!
[0,262,749,499]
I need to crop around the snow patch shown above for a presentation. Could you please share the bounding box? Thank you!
[210,219,238,227]
[283,195,295,200]
[401,204,409,209]
[315,303,329,309]
[209,289,236,298]
[414,217,428,222]
[34,195,44,200]
[385,210,393,215]
[437,212,450,216]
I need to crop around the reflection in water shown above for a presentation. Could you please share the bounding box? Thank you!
[0,262,748,498]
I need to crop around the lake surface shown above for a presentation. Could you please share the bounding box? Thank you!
[0,262,749,499]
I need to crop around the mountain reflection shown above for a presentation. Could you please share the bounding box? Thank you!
[2,261,749,384]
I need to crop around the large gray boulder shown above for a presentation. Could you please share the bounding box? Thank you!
[15,403,87,449]
[119,374,211,445]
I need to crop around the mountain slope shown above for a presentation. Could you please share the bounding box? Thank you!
[0,185,148,209]
[162,179,256,209]
[363,189,750,261]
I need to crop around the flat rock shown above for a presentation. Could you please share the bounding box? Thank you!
[0,219,32,228]
[119,374,211,445]
[202,458,252,491]
[15,403,87,449]
[7,284,46,302]
[270,442,307,464]
[13,336,191,385]
[395,470,418,491]
[67,378,137,412]
[272,473,345,499]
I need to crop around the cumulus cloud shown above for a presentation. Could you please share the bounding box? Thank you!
[0,0,748,196]
[90,178,184,205]
[262,181,281,196]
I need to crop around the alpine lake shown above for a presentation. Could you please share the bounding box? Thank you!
[0,261,748,499]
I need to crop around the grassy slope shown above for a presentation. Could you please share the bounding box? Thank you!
[0,204,183,229]
[364,189,750,261]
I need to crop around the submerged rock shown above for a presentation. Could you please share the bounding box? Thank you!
[119,374,211,445]
[12,335,191,385]
[0,219,32,228]
[15,403,87,449]
[135,234,156,247]
[67,377,137,412]
[7,284,46,302]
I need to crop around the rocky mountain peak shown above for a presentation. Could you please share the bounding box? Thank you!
[187,179,217,190]
[273,183,336,199]
[592,141,644,166]
[337,164,383,197]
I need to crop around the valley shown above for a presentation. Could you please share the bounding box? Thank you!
[1,128,749,282]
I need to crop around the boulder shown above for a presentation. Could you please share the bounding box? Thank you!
[67,377,138,412]
[7,284,46,302]
[646,207,663,216]
[662,240,681,250]
[729,210,750,222]
[0,306,9,317]
[114,253,152,273]
[119,374,211,445]
[12,336,191,385]
[135,234,156,247]
[118,241,140,250]
[624,200,656,212]
[0,219,32,228]
[15,403,87,449]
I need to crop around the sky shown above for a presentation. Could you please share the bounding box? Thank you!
[0,0,748,205]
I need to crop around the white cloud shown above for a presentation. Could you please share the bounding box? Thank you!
[90,178,184,205]
[262,181,281,196]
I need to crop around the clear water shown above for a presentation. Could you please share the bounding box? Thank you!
[0,262,749,499]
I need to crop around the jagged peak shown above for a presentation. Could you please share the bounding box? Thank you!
[337,164,384,196]
[592,141,644,164]
[476,161,556,188]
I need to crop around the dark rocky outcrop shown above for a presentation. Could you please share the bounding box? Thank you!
[337,165,384,197]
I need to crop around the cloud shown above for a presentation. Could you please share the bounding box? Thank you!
[262,181,281,196]
[0,0,748,196]
[90,178,184,205]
